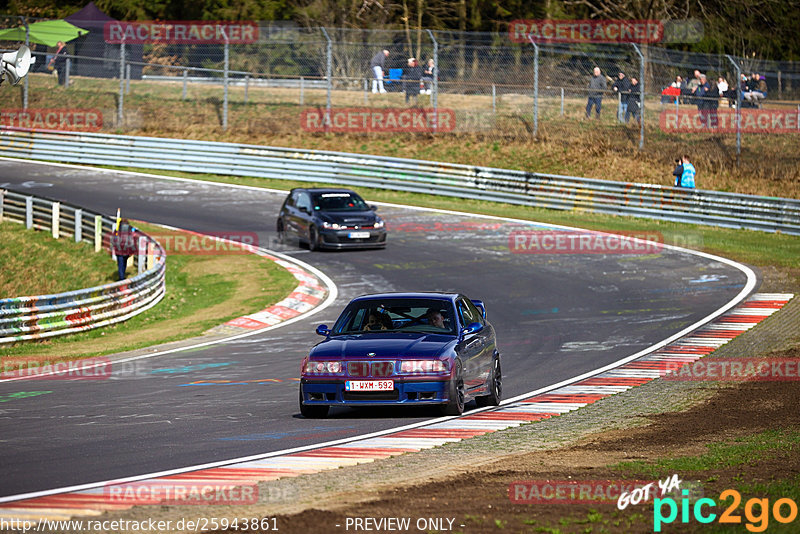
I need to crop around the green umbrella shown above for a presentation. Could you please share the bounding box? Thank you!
[0,20,88,47]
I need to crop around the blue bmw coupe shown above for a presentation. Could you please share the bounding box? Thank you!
[299,292,501,418]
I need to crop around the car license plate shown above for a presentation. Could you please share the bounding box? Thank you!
[348,231,370,239]
[346,380,394,391]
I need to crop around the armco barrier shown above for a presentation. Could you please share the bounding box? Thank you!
[0,189,166,345]
[1,129,799,235]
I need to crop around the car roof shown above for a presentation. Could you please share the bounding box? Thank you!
[291,187,359,194]
[350,292,460,303]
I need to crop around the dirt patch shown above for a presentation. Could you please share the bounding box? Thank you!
[265,373,800,534]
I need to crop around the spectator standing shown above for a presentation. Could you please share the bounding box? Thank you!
[586,66,606,119]
[672,158,683,186]
[370,49,389,94]
[706,80,720,128]
[403,57,422,106]
[676,156,696,188]
[110,219,139,281]
[612,72,631,123]
[48,41,68,86]
[693,73,710,126]
[624,77,641,124]
[717,76,729,107]
[421,58,435,94]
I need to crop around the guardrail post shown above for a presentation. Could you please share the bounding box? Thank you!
[147,241,155,271]
[138,235,147,274]
[74,208,82,242]
[25,196,33,229]
[94,215,103,252]
[52,202,60,239]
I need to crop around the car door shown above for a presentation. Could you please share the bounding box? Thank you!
[456,298,487,390]
[293,191,313,240]
[280,192,298,238]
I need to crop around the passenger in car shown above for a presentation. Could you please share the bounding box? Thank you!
[426,309,447,329]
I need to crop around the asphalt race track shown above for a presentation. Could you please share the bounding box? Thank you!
[0,159,753,498]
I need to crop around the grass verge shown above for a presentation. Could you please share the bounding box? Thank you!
[0,221,298,361]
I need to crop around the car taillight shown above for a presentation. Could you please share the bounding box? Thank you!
[304,360,343,374]
[399,360,447,374]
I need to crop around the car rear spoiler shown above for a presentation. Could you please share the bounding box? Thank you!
[471,299,486,319]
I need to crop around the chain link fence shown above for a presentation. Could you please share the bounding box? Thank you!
[1,17,799,156]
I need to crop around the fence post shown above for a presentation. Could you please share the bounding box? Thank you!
[64,57,70,87]
[244,75,249,104]
[300,76,304,105]
[560,87,564,116]
[364,78,368,105]
[22,17,29,109]
[182,68,188,100]
[725,55,742,158]
[320,27,332,131]
[221,28,230,131]
[52,202,60,239]
[528,37,539,137]
[94,215,103,252]
[631,43,644,149]
[25,196,32,229]
[125,63,130,94]
[74,208,82,242]
[118,41,125,128]
[426,29,438,132]
[492,83,496,115]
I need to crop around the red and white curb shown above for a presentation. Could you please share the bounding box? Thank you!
[0,292,792,521]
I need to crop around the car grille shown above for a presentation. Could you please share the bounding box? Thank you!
[347,361,394,377]
[343,390,399,401]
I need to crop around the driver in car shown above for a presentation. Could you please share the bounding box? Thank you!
[425,309,446,329]
[364,311,391,331]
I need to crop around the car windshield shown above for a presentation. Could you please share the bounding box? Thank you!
[312,192,369,212]
[331,298,457,335]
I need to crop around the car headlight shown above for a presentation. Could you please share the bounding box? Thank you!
[304,360,343,374]
[399,360,447,374]
[373,220,385,229]
[321,221,342,230]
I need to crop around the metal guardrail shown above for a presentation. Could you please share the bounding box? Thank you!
[0,189,166,344]
[1,129,799,235]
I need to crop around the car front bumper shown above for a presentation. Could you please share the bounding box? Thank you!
[300,379,449,406]
[318,228,387,249]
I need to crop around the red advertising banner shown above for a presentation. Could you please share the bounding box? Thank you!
[509,19,664,43]
[104,21,259,44]
[0,109,103,132]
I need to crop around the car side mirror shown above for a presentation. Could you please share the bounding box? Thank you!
[369,204,378,211]
[461,322,483,335]
[316,324,330,336]
[301,206,311,214]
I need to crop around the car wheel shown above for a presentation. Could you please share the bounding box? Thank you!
[308,226,320,251]
[476,355,502,407]
[440,360,465,416]
[276,220,286,245]
[299,389,329,418]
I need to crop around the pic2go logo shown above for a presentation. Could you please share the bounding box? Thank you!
[654,489,798,532]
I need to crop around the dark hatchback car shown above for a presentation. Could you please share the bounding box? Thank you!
[299,293,502,418]
[276,188,387,250]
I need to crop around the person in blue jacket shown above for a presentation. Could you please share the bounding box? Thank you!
[673,156,696,188]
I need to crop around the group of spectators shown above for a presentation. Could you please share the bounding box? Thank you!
[369,49,436,105]
[585,67,641,124]
[663,70,768,109]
